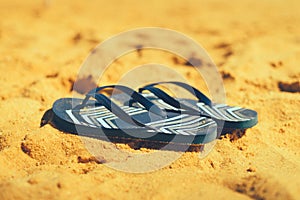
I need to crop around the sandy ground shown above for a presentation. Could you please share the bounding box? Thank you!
[0,0,300,199]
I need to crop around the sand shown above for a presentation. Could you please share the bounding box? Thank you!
[0,0,300,199]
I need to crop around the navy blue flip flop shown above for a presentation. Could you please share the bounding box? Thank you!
[135,81,258,134]
[41,85,218,145]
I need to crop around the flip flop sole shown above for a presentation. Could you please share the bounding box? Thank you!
[135,94,258,132]
[48,98,218,144]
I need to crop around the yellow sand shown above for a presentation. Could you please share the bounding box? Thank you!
[0,0,299,199]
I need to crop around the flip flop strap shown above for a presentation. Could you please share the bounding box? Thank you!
[84,85,166,117]
[73,85,167,130]
[93,93,159,131]
[139,81,212,107]
[138,86,201,113]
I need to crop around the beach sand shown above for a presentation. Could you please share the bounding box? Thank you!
[0,0,300,199]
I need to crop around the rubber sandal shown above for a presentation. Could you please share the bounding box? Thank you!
[135,81,258,134]
[41,85,218,145]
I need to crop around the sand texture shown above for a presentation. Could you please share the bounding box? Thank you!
[0,0,300,199]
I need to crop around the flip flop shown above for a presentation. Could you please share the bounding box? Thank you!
[135,81,258,134]
[41,85,218,145]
